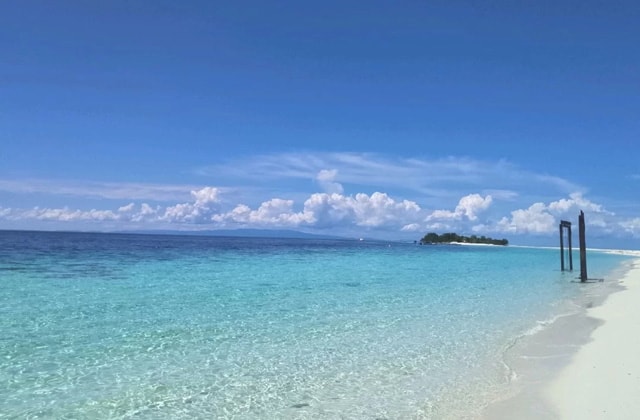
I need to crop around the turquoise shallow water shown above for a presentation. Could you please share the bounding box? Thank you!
[0,231,630,419]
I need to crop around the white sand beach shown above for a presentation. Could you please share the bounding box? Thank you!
[546,253,640,419]
[484,251,640,419]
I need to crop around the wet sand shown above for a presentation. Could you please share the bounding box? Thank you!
[483,251,640,419]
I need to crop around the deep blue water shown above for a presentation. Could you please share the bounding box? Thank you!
[0,231,630,419]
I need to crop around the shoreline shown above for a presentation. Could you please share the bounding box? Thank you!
[482,250,640,419]
[546,252,640,418]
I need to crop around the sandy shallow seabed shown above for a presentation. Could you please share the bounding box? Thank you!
[482,250,640,419]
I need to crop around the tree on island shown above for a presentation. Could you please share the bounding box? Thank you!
[419,232,508,246]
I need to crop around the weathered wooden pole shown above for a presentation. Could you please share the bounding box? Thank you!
[579,210,587,282]
[568,223,573,271]
[559,223,565,271]
[559,220,573,271]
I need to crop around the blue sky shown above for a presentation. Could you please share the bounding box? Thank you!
[1,1,639,247]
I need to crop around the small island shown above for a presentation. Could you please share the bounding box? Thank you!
[419,232,508,246]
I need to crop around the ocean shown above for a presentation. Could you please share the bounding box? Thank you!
[0,231,631,419]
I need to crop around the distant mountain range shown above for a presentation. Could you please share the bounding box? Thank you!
[118,228,348,240]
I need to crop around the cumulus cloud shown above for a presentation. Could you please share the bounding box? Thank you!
[427,194,493,221]
[212,199,315,227]
[0,203,162,224]
[496,202,556,234]
[620,218,640,237]
[456,194,493,220]
[316,169,344,194]
[303,192,422,228]
[192,186,220,205]
[302,193,354,226]
[0,182,622,241]
[211,192,422,230]
[249,199,312,225]
[161,187,220,223]
[0,189,492,234]
[547,192,612,215]
[491,193,612,235]
[0,187,219,225]
[136,203,159,221]
[118,203,136,213]
[118,202,160,222]
[401,223,421,232]
[211,204,251,224]
[23,207,120,222]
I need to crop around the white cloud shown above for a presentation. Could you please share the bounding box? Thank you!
[211,204,251,224]
[424,222,455,231]
[547,192,612,215]
[19,207,120,222]
[620,218,640,237]
[483,189,518,201]
[496,202,556,234]
[428,209,458,220]
[316,169,337,182]
[589,218,608,228]
[213,199,315,227]
[195,152,581,200]
[493,193,612,235]
[0,179,208,202]
[213,191,423,230]
[1,153,595,238]
[316,169,344,194]
[0,188,219,226]
[401,223,421,232]
[353,192,422,227]
[192,186,220,205]
[0,180,624,243]
[456,194,493,220]
[136,203,159,221]
[118,202,160,222]
[118,203,136,213]
[303,192,422,228]
[301,193,353,227]
[161,187,221,223]
[249,199,307,225]
[427,193,492,221]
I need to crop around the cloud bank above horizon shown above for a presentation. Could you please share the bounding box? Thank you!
[1,153,637,242]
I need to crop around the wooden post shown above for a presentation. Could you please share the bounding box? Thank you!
[559,223,565,271]
[559,220,572,271]
[567,223,573,271]
[579,211,587,282]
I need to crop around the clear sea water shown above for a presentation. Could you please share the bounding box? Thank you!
[0,231,631,419]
